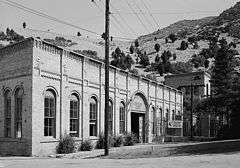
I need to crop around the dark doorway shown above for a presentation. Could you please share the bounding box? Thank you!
[131,112,145,143]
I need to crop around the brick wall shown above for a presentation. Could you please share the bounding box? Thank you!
[0,38,183,156]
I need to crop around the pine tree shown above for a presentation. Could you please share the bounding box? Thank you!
[211,38,235,97]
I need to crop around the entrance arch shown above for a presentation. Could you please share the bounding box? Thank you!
[129,93,148,143]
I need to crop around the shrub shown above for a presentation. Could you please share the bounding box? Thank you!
[79,139,93,151]
[95,133,116,149]
[177,40,188,50]
[56,134,75,154]
[168,33,177,43]
[154,43,160,53]
[112,135,123,147]
[95,133,105,149]
[139,52,150,67]
[123,133,137,146]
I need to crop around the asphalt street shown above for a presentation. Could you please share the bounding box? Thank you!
[0,152,240,168]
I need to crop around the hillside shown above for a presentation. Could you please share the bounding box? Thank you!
[134,1,240,78]
[1,1,240,82]
[138,16,215,45]
[0,27,131,59]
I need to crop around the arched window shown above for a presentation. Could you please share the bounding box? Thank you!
[69,94,79,137]
[151,107,155,134]
[15,88,23,138]
[4,90,11,138]
[119,102,125,134]
[108,100,113,135]
[44,90,56,137]
[90,97,97,136]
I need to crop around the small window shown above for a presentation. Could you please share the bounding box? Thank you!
[165,109,169,121]
[15,88,23,138]
[119,102,125,134]
[70,94,79,137]
[172,110,175,120]
[90,97,97,136]
[4,90,11,138]
[44,90,56,137]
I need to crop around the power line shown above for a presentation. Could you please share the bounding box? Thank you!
[91,0,123,35]
[1,0,101,36]
[123,0,150,33]
[109,1,137,37]
[140,0,160,29]
[98,0,135,38]
[99,1,129,36]
[131,0,155,31]
[91,0,131,38]
[1,0,135,41]
[111,10,221,15]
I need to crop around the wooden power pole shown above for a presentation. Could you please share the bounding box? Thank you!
[104,0,110,156]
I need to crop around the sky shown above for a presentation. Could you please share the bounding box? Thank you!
[0,0,239,40]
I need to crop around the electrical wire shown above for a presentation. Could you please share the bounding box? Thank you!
[1,0,101,36]
[131,0,155,31]
[109,1,137,36]
[1,0,135,41]
[122,0,150,33]
[97,0,135,38]
[140,0,160,29]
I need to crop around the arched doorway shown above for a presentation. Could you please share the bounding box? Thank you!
[130,93,148,143]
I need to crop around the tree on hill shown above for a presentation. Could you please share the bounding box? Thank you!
[134,40,139,48]
[154,43,160,53]
[192,41,199,49]
[139,51,150,67]
[77,32,81,36]
[187,35,198,45]
[111,47,134,70]
[195,38,240,138]
[134,40,140,63]
[177,40,188,50]
[211,38,236,97]
[23,22,26,29]
[129,45,134,54]
[168,33,177,43]
[5,28,24,42]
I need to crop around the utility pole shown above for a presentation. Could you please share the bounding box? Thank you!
[104,0,110,156]
[190,83,193,140]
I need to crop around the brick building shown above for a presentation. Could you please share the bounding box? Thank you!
[0,38,183,156]
[165,71,217,137]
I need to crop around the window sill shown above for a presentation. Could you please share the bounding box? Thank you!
[40,136,58,143]
[89,136,98,140]
[0,137,27,142]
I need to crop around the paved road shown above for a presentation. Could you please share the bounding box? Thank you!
[1,152,240,168]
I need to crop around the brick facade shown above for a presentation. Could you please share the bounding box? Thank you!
[0,38,183,156]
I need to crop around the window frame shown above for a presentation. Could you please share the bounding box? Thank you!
[89,96,97,137]
[119,101,125,134]
[69,94,80,137]
[44,90,56,137]
[15,88,23,138]
[151,107,155,135]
